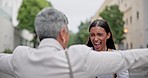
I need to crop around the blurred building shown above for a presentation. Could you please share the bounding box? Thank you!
[0,0,33,77]
[0,1,15,53]
[0,0,33,53]
[0,9,14,52]
[92,0,148,78]
[0,0,24,52]
[92,0,148,49]
[0,8,15,78]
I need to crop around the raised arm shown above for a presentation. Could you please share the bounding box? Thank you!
[0,53,14,76]
[117,70,129,78]
[86,49,148,77]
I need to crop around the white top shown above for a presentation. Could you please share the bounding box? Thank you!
[0,38,148,78]
[96,50,129,78]
[97,74,113,78]
[97,70,129,78]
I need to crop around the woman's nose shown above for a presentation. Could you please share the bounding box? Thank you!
[94,36,98,41]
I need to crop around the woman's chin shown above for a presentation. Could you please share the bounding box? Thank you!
[94,48,102,51]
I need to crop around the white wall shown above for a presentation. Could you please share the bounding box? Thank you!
[0,15,14,52]
[143,0,148,48]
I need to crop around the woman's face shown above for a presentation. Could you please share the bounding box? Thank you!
[89,26,110,51]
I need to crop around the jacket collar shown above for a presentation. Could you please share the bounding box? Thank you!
[38,38,64,50]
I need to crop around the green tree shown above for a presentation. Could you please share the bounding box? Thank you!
[75,20,90,44]
[2,49,13,54]
[68,20,90,47]
[100,5,125,44]
[17,0,52,47]
[68,31,77,47]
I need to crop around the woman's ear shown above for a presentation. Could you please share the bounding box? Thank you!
[107,32,111,39]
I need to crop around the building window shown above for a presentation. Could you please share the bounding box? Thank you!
[125,3,127,7]
[126,43,128,49]
[125,19,128,25]
[118,0,120,5]
[130,43,133,49]
[137,11,139,19]
[121,0,123,3]
[130,16,132,24]
[147,44,148,48]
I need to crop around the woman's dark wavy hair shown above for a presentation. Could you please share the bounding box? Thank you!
[86,19,116,50]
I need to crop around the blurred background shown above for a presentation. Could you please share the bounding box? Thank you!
[0,0,148,78]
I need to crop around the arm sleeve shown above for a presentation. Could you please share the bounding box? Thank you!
[85,48,148,77]
[0,53,14,76]
[117,70,129,78]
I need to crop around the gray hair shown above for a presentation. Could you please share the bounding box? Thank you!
[35,7,68,41]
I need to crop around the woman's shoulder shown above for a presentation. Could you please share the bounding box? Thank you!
[108,48,115,51]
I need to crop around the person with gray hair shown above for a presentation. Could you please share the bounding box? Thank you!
[35,8,69,41]
[1,7,148,78]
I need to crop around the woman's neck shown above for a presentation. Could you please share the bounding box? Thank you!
[103,46,108,51]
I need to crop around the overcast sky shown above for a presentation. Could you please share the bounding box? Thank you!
[48,0,105,33]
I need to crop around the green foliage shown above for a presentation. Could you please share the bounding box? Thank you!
[68,31,77,47]
[68,20,90,46]
[100,5,125,44]
[75,21,90,44]
[2,49,13,54]
[18,0,52,32]
[17,0,52,47]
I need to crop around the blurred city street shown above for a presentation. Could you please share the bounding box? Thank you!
[1,0,148,78]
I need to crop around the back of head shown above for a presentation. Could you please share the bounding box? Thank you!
[35,7,68,41]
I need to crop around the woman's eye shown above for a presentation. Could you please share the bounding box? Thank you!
[90,34,94,37]
[97,33,103,36]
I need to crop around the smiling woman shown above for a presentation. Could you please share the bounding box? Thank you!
[89,26,111,51]
[87,19,115,51]
[86,19,129,78]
